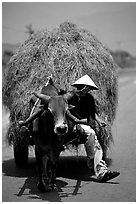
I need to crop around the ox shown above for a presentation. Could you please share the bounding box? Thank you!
[31,85,72,192]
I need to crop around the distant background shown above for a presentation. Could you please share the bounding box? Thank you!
[2,2,136,71]
[2,2,136,55]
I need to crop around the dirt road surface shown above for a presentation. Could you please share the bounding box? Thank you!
[2,68,136,202]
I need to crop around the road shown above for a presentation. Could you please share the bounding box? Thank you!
[2,68,136,202]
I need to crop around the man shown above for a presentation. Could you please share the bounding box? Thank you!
[66,74,120,182]
[19,75,120,182]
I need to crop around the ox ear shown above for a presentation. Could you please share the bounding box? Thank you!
[33,93,50,104]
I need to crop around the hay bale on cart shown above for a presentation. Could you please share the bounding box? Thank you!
[3,22,118,167]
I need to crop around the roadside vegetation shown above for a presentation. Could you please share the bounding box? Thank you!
[110,50,136,69]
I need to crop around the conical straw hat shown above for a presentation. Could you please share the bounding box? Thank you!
[72,74,98,90]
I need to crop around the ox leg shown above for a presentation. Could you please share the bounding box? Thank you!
[42,155,54,191]
[47,161,54,189]
[35,146,46,192]
[50,153,60,190]
[50,163,57,190]
[46,160,57,191]
[42,155,49,184]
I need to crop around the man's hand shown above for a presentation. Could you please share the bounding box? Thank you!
[79,118,88,125]
[75,124,88,143]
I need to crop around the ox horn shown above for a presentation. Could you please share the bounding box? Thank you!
[33,93,51,104]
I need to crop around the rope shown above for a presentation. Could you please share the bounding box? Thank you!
[63,134,81,149]
[29,75,52,117]
[29,98,40,117]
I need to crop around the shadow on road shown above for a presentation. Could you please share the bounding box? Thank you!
[2,156,114,201]
[15,177,68,202]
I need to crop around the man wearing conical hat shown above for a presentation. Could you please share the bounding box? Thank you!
[66,74,120,182]
[19,74,120,182]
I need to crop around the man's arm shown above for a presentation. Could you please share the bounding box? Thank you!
[66,110,88,125]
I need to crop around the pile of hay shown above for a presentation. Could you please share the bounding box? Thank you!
[3,22,118,153]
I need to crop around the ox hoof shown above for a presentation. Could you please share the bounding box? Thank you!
[37,182,46,192]
[45,184,54,192]
[50,183,57,191]
[45,183,57,192]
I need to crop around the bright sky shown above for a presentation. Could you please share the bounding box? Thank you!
[2,2,136,56]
